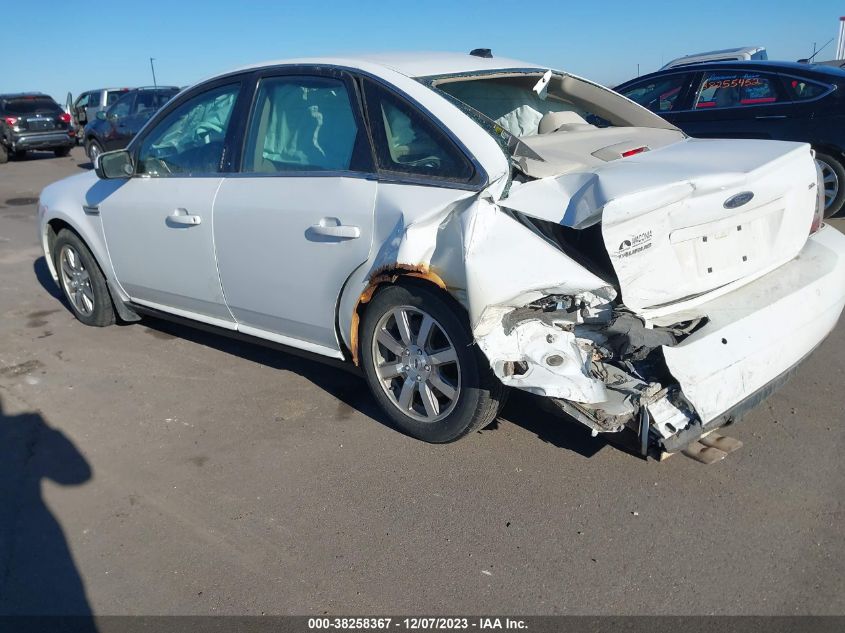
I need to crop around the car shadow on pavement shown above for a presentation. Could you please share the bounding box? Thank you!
[33,257,63,302]
[491,391,608,458]
[32,256,607,458]
[9,152,67,163]
[0,396,97,625]
[141,318,608,458]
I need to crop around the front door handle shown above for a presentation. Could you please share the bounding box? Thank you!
[167,208,202,227]
[308,217,360,240]
[755,115,787,120]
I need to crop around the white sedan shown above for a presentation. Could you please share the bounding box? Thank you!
[37,52,845,458]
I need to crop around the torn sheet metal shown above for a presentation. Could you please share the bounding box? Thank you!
[340,91,839,455]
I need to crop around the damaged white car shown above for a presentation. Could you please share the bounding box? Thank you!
[37,52,845,458]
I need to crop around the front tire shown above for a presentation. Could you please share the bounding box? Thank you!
[360,283,505,443]
[816,152,845,218]
[52,229,115,327]
[86,140,103,164]
[0,144,7,164]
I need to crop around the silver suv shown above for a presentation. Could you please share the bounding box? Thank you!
[66,88,131,140]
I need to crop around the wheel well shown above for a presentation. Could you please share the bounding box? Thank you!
[349,265,462,366]
[46,219,76,257]
[812,145,845,166]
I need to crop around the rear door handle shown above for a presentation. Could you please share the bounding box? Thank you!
[167,208,202,226]
[309,217,360,240]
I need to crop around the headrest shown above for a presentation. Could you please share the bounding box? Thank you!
[538,110,591,134]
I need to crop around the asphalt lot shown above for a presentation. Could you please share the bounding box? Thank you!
[0,147,843,616]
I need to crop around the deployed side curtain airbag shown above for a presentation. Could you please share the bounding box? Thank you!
[250,79,357,172]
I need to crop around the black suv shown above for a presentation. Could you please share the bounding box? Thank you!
[615,61,845,217]
[0,93,75,163]
[83,86,179,163]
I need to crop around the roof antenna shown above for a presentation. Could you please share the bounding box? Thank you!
[470,48,493,58]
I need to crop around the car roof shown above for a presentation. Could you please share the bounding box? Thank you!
[229,51,545,79]
[618,60,845,88]
[0,92,55,99]
[662,46,765,67]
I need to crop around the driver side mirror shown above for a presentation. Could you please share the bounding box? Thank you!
[96,111,107,121]
[95,150,134,180]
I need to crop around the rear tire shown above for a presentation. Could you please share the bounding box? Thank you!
[52,229,115,327]
[54,147,71,157]
[0,144,7,164]
[815,152,845,218]
[360,283,505,443]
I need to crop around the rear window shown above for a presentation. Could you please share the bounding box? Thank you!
[2,97,61,115]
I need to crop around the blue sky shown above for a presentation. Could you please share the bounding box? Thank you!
[3,0,843,103]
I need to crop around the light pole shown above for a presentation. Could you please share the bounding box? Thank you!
[150,57,158,88]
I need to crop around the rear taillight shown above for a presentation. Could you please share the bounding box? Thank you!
[58,112,71,123]
[3,116,17,126]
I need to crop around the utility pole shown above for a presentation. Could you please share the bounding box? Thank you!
[150,57,158,88]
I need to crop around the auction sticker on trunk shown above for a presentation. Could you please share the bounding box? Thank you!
[615,230,653,258]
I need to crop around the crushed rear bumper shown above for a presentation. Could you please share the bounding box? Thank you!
[660,224,845,433]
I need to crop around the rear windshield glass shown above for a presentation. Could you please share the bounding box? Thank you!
[2,97,61,114]
[436,76,601,137]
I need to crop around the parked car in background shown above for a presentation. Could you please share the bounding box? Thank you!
[615,61,845,216]
[661,46,768,70]
[83,86,179,163]
[66,88,131,140]
[0,93,75,163]
[36,52,845,459]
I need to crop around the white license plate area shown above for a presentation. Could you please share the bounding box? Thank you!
[671,206,782,278]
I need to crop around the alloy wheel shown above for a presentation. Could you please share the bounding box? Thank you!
[59,245,95,316]
[817,158,840,216]
[371,306,461,423]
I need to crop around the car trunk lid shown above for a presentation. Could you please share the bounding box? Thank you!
[501,137,819,316]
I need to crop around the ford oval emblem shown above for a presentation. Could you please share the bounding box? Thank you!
[724,191,754,209]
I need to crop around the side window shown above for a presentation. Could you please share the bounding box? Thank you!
[620,74,689,112]
[137,83,239,176]
[363,80,474,182]
[242,76,367,173]
[106,91,124,106]
[694,72,782,109]
[109,93,133,119]
[75,93,90,109]
[88,92,101,108]
[783,77,830,101]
